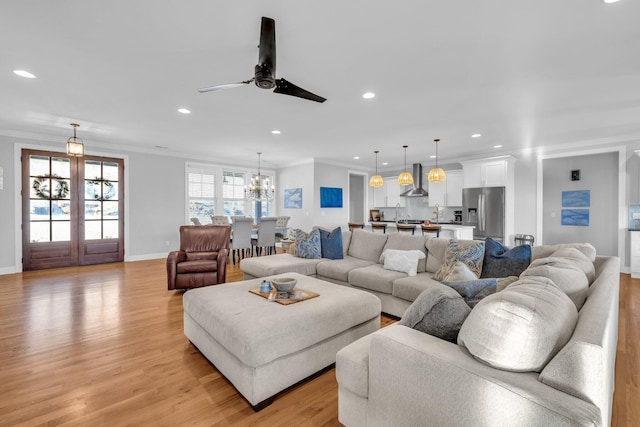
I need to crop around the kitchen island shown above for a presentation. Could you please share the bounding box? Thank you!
[368,221,474,240]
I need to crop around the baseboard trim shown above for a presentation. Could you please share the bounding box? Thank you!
[125,253,167,262]
[0,265,19,276]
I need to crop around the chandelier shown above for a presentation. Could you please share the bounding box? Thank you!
[427,138,446,182]
[245,152,274,202]
[66,123,84,157]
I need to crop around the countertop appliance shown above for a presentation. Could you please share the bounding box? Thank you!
[462,187,505,242]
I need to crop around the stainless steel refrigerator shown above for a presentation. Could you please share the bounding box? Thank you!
[462,187,505,242]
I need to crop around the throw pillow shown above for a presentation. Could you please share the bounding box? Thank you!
[433,239,485,281]
[398,283,471,343]
[293,228,322,259]
[319,227,343,260]
[442,261,478,282]
[457,276,578,372]
[381,249,426,277]
[480,237,532,278]
[442,278,497,307]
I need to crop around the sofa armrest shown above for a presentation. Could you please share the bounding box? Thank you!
[166,250,186,290]
[366,325,601,427]
[216,248,229,283]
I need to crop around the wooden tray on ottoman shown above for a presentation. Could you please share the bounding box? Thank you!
[249,288,319,305]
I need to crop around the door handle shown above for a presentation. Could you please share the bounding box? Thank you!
[478,194,485,232]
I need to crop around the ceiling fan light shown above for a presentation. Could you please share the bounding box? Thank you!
[428,167,446,183]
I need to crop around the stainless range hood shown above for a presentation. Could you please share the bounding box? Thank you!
[400,163,429,197]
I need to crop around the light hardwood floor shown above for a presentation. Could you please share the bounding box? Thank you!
[0,259,637,426]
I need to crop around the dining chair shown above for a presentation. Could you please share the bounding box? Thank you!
[231,216,254,264]
[252,217,278,256]
[211,215,230,225]
[275,215,291,240]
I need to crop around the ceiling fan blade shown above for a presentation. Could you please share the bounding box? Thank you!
[258,17,276,77]
[197,80,253,93]
[274,78,327,103]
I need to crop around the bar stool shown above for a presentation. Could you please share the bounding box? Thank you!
[396,223,415,235]
[371,223,387,234]
[421,225,441,237]
[348,222,364,231]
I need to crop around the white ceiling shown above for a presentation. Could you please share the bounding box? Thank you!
[2,0,639,171]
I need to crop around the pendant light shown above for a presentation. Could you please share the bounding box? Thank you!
[66,123,84,157]
[397,145,414,185]
[427,138,446,182]
[369,150,384,187]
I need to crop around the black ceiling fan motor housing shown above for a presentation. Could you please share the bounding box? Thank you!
[254,64,276,89]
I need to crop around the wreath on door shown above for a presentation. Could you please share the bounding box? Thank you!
[87,178,115,200]
[32,175,70,199]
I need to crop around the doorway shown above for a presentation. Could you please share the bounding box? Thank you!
[21,149,124,270]
[349,173,366,223]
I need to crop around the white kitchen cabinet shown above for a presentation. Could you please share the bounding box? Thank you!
[428,170,463,207]
[631,231,640,279]
[372,176,405,208]
[461,156,516,188]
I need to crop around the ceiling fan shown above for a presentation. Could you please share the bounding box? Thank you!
[198,17,326,103]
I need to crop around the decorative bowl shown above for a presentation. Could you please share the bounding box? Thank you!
[271,277,297,292]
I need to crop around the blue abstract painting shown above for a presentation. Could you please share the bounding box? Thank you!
[320,187,343,208]
[561,209,589,226]
[562,190,590,207]
[284,188,302,209]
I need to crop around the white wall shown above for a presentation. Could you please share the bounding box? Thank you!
[0,137,16,273]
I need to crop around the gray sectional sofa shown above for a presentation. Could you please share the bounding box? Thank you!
[241,229,478,317]
[241,228,620,426]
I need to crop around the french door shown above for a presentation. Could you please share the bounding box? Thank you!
[22,149,124,271]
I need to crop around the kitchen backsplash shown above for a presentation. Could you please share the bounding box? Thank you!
[376,198,462,222]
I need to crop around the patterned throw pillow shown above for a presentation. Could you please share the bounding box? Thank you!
[480,237,531,278]
[433,239,484,281]
[293,228,322,259]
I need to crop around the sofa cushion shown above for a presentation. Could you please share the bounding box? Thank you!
[381,249,426,277]
[496,275,519,291]
[523,250,591,310]
[441,278,497,308]
[458,276,578,372]
[319,227,343,260]
[240,253,322,278]
[349,264,406,294]
[425,237,451,273]
[547,247,596,283]
[441,260,478,282]
[531,242,596,262]
[381,233,428,273]
[392,273,439,302]
[177,259,218,273]
[433,240,484,281]
[316,256,375,283]
[480,237,531,278]
[348,229,388,263]
[293,228,322,259]
[342,231,352,258]
[398,282,471,343]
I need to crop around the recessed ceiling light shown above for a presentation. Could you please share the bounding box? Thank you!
[382,162,388,166]
[603,0,620,3]
[471,133,481,138]
[14,70,36,79]
[430,155,436,159]
[362,92,375,99]
[271,130,281,134]
[353,156,360,160]
[178,108,191,114]
[493,145,503,148]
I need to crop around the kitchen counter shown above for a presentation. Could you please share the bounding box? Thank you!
[368,222,474,240]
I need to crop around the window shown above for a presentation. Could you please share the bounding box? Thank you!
[223,170,247,217]
[187,167,215,225]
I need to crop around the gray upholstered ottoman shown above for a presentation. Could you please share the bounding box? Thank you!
[183,272,381,409]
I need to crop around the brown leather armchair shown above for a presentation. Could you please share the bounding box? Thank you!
[167,225,231,290]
